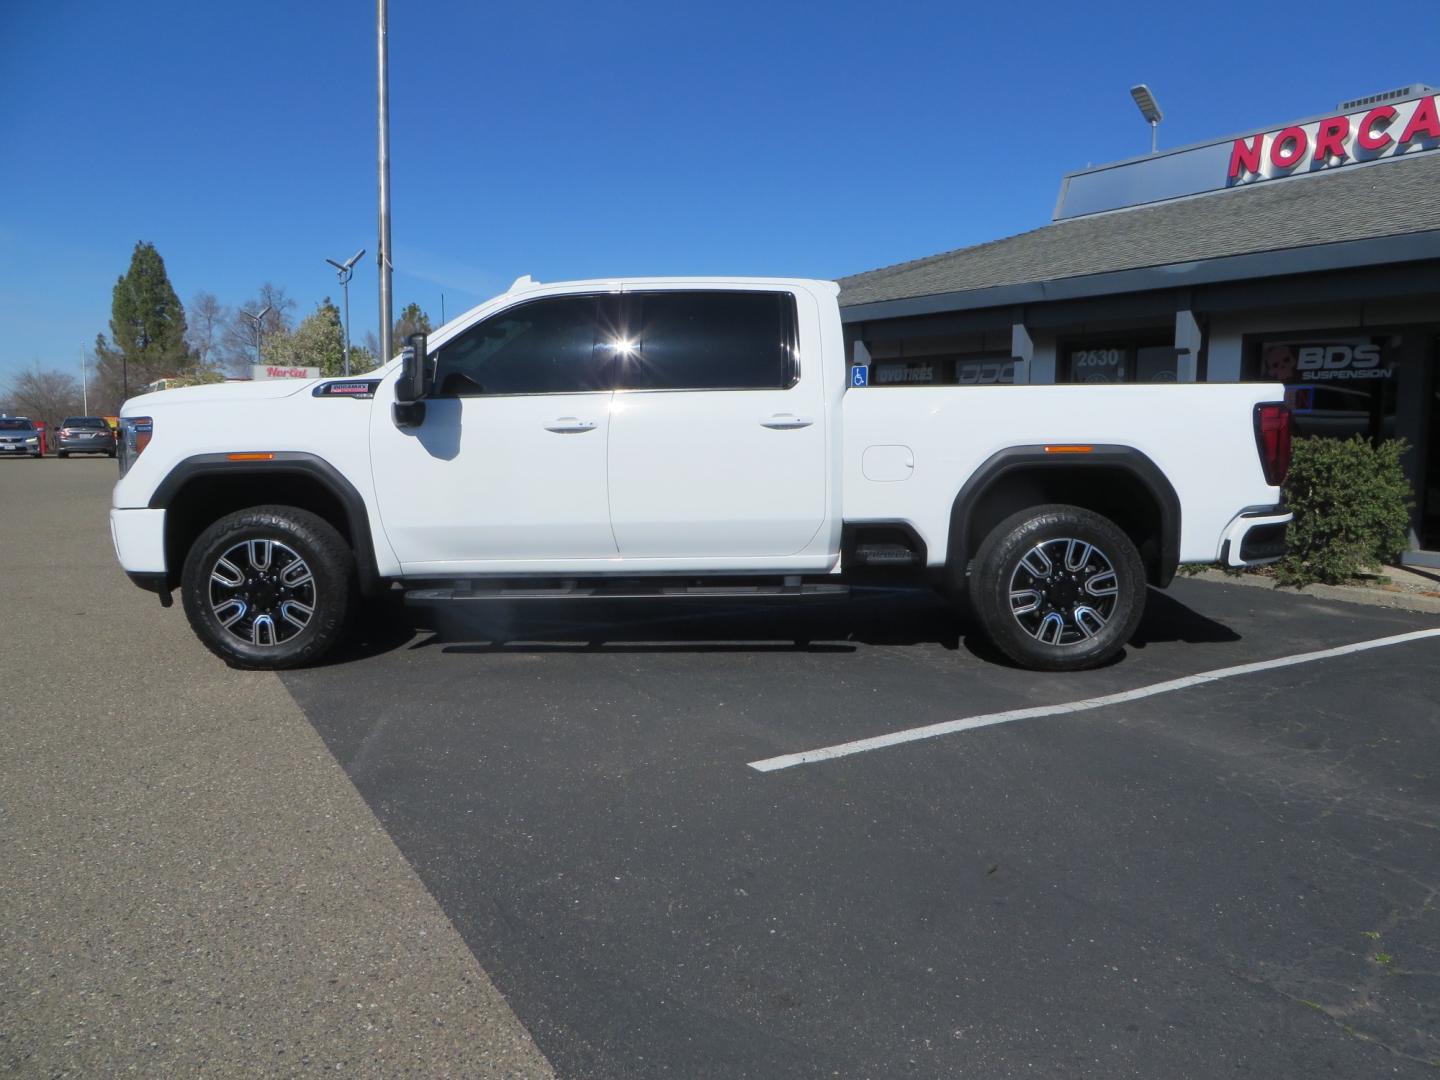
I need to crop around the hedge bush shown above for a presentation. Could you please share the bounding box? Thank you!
[1274,436,1412,587]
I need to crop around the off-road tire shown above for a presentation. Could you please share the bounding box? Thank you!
[971,504,1146,671]
[181,505,355,670]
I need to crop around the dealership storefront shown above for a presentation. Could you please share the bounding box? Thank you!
[839,84,1440,563]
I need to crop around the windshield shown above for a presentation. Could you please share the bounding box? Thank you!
[62,417,107,428]
[0,418,35,431]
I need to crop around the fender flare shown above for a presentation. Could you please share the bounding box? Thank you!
[148,451,383,595]
[945,444,1181,589]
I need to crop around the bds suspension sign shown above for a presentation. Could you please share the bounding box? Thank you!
[1228,94,1440,185]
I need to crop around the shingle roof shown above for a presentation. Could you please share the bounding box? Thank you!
[838,151,1440,308]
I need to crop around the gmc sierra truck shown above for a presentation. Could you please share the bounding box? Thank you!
[110,276,1292,672]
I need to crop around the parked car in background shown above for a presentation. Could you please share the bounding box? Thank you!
[0,416,42,458]
[56,417,117,458]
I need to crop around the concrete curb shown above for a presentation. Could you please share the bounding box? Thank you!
[1188,568,1440,615]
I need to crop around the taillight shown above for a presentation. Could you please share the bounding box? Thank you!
[1254,403,1291,487]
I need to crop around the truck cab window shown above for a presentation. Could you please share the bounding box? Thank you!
[618,291,798,391]
[434,295,613,396]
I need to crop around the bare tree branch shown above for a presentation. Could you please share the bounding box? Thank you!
[5,363,85,432]
[185,292,229,368]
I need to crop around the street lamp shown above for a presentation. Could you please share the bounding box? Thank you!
[242,305,272,368]
[377,0,394,364]
[1130,84,1163,154]
[326,248,366,376]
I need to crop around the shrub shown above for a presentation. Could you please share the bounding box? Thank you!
[1274,436,1412,587]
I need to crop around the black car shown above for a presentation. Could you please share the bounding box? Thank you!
[56,416,116,458]
[0,416,42,458]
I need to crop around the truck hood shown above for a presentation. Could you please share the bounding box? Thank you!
[121,379,316,413]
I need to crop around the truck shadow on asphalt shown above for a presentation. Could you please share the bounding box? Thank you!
[334,586,1240,669]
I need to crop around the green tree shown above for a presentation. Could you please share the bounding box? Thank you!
[93,241,195,408]
[394,302,432,344]
[263,298,350,376]
[347,344,379,374]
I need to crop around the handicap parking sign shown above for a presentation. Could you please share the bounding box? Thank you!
[850,365,869,388]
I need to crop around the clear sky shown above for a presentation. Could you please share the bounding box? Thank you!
[2,0,1437,386]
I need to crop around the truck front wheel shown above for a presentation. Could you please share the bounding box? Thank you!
[180,505,355,670]
[971,504,1146,671]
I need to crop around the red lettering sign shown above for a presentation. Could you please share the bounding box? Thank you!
[1228,134,1264,179]
[1269,126,1307,169]
[1399,95,1440,144]
[1230,97,1436,182]
[1312,116,1349,161]
[1357,105,1397,150]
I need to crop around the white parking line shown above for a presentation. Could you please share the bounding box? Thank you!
[748,627,1440,773]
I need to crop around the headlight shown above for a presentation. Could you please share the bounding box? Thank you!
[117,416,153,476]
[25,437,37,443]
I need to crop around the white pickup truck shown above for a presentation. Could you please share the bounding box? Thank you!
[111,276,1292,672]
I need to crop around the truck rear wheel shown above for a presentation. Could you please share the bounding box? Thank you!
[971,504,1146,671]
[180,505,355,670]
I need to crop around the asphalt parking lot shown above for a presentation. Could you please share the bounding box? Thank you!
[2,457,1440,1080]
[288,554,1440,1075]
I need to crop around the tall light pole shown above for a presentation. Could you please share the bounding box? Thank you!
[80,346,88,414]
[1130,84,1164,154]
[326,249,366,376]
[242,305,272,368]
[377,0,394,363]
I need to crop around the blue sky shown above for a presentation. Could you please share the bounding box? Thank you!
[2,0,1437,386]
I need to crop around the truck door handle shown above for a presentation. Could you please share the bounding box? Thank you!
[544,417,597,433]
[760,414,814,429]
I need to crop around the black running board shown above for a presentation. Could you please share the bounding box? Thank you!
[404,582,850,604]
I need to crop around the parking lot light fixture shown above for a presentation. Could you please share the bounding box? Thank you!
[326,249,366,376]
[1130,84,1164,154]
[242,305,273,367]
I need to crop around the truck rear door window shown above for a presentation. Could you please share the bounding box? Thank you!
[618,291,798,391]
[434,295,614,396]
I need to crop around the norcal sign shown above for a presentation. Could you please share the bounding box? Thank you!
[1228,95,1440,185]
[251,364,321,380]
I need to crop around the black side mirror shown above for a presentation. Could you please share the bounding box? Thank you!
[395,331,432,402]
[393,331,431,427]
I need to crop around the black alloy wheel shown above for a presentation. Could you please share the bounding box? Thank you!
[207,537,318,647]
[971,504,1146,671]
[181,505,355,670]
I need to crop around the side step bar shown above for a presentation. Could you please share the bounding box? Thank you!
[404,582,851,604]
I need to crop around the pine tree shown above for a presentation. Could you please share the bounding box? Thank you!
[93,241,195,407]
[394,302,433,344]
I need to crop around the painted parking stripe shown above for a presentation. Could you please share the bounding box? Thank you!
[748,627,1440,773]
